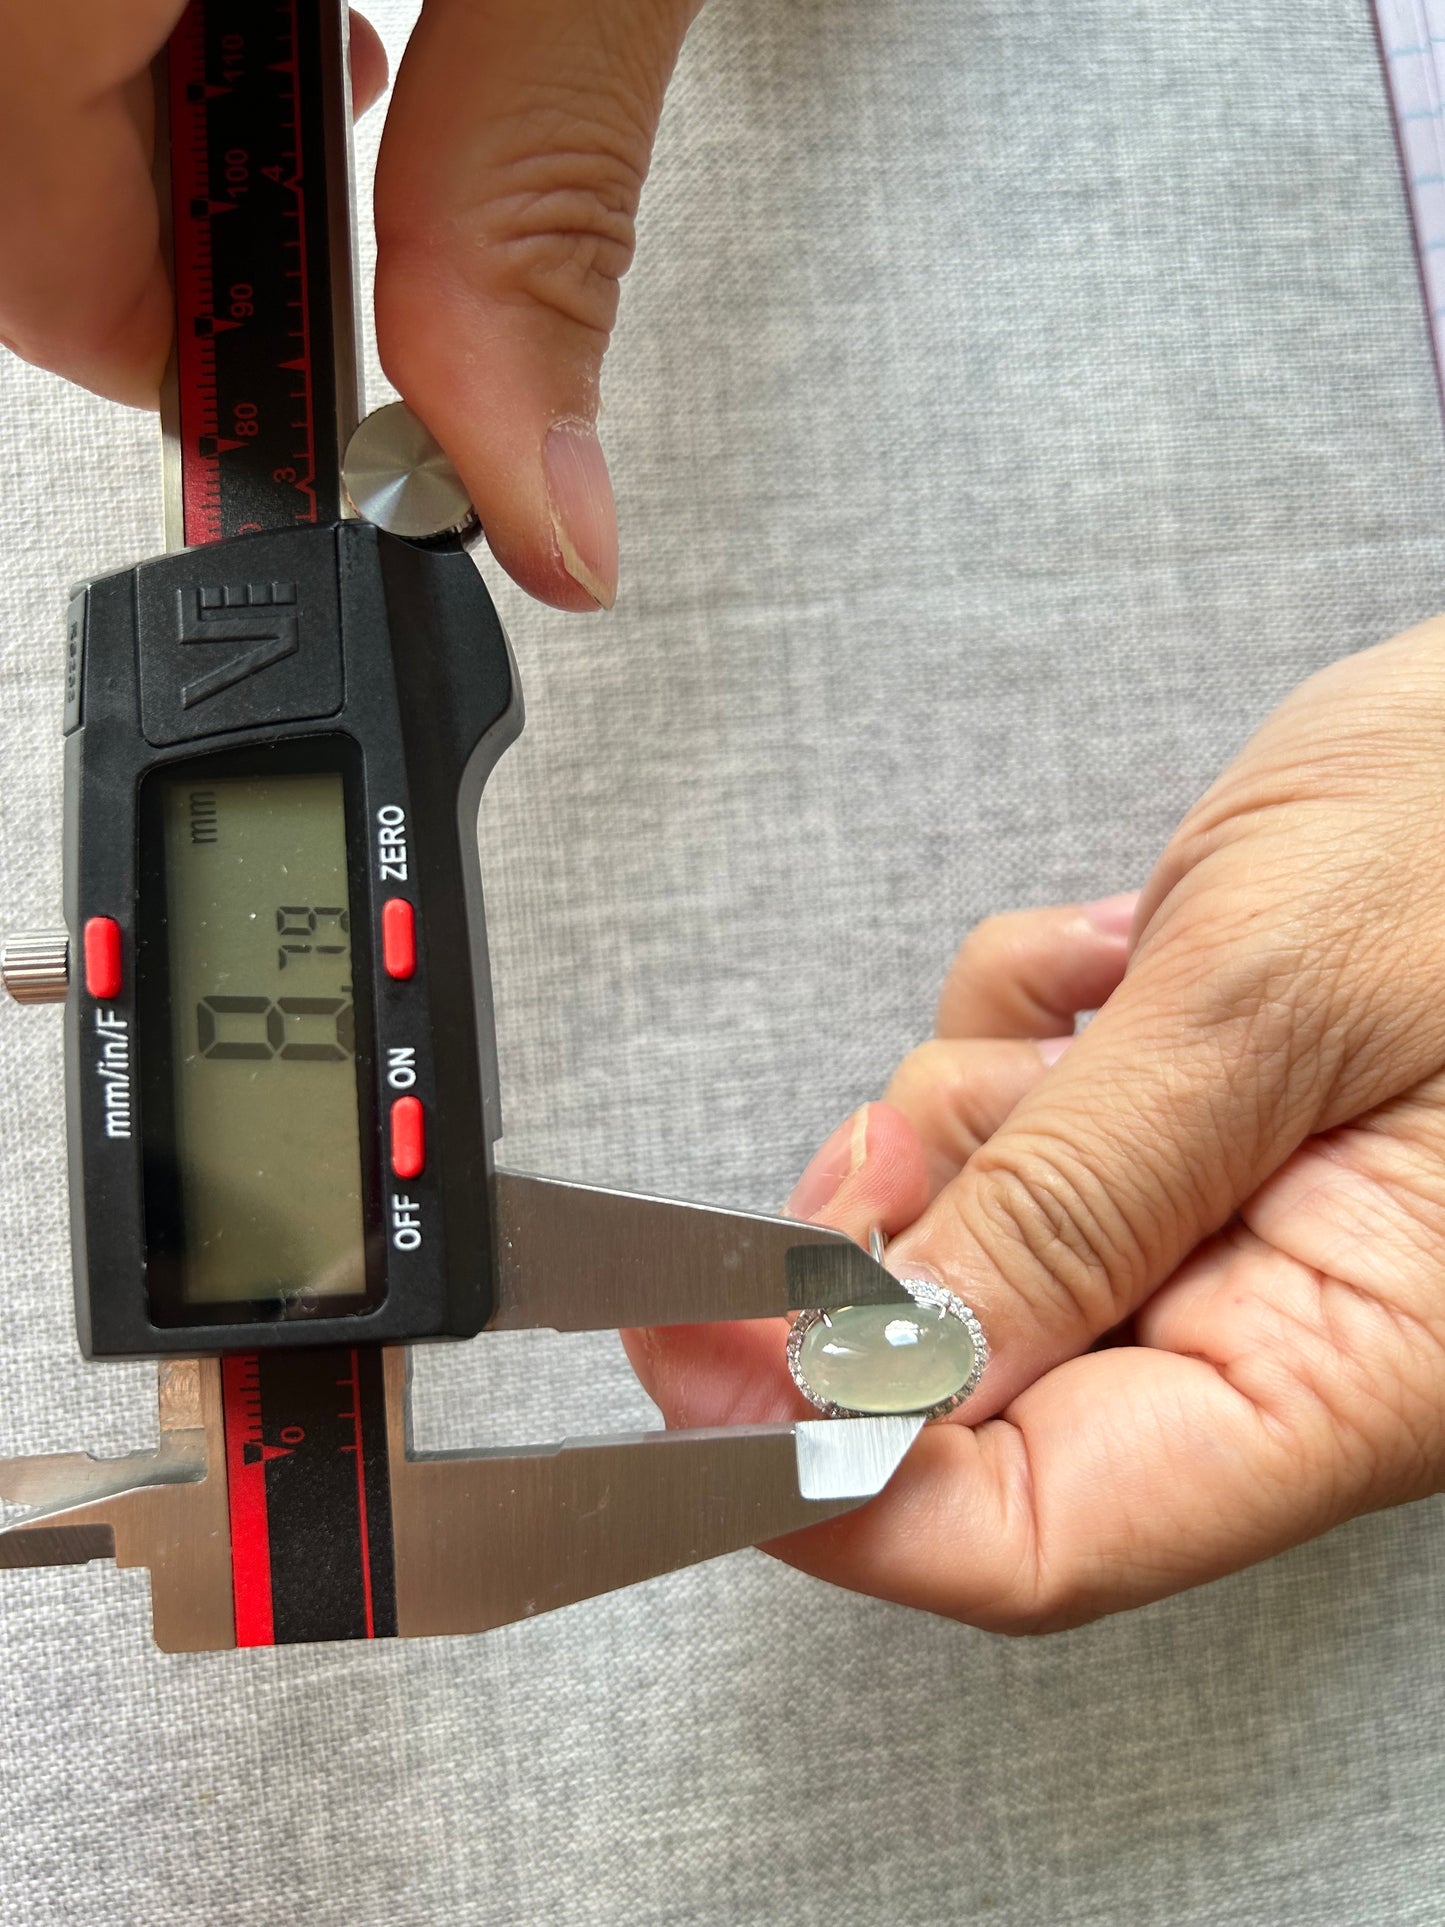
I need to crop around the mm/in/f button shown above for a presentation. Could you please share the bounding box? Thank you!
[83,918,122,1000]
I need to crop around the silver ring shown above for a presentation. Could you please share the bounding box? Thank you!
[786,1275,989,1421]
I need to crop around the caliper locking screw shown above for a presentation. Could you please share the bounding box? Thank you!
[341,400,478,543]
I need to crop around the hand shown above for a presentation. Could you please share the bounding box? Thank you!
[627,618,1445,1630]
[0,0,703,610]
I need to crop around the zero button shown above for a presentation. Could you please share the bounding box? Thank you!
[382,898,416,980]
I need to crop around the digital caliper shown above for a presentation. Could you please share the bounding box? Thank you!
[0,0,922,1650]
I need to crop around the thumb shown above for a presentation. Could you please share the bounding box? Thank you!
[883,918,1288,1415]
[373,0,701,611]
[893,627,1445,1417]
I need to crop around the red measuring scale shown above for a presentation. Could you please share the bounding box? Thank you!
[165,0,346,547]
[160,0,379,1642]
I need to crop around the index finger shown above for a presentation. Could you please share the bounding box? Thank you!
[0,5,388,407]
[0,0,181,403]
[933,895,1137,1040]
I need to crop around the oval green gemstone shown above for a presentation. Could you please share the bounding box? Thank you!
[796,1299,976,1415]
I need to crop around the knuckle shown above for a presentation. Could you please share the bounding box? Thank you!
[940,907,1065,1033]
[886,1041,992,1160]
[1002,1591,1102,1637]
[952,913,1017,982]
[963,1137,1144,1337]
[885,1040,947,1107]
[481,173,636,338]
[964,1428,1105,1636]
[1143,895,1350,1139]
[385,92,651,345]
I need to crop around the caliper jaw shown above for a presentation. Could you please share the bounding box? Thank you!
[0,1179,926,1649]
[382,1350,924,1638]
[0,1360,232,1652]
[0,1350,922,1652]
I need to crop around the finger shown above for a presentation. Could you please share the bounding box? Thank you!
[885,717,1445,1419]
[374,0,701,611]
[648,1146,1442,1629]
[0,7,390,406]
[883,1037,1064,1196]
[784,1099,931,1241]
[933,894,1137,1040]
[886,912,1279,1415]
[622,1101,930,1427]
[0,1,182,404]
[888,895,1137,1197]
[349,10,389,118]
[773,1097,1445,1628]
[1241,1119,1445,1330]
[764,1316,1386,1633]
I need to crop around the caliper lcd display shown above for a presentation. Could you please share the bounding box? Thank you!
[139,746,380,1323]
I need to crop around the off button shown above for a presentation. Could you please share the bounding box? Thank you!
[390,1096,425,1180]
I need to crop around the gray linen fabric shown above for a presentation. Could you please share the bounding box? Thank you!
[3,0,1445,1920]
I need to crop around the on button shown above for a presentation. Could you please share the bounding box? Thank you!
[390,1096,425,1180]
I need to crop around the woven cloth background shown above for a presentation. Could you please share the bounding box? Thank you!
[3,1,1445,1921]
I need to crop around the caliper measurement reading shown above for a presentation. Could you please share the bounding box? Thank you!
[155,769,366,1306]
[192,904,355,1062]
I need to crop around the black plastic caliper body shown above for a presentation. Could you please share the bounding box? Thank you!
[65,521,519,1357]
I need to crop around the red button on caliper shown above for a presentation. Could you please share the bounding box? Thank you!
[83,917,122,999]
[390,1097,425,1180]
[381,898,416,980]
